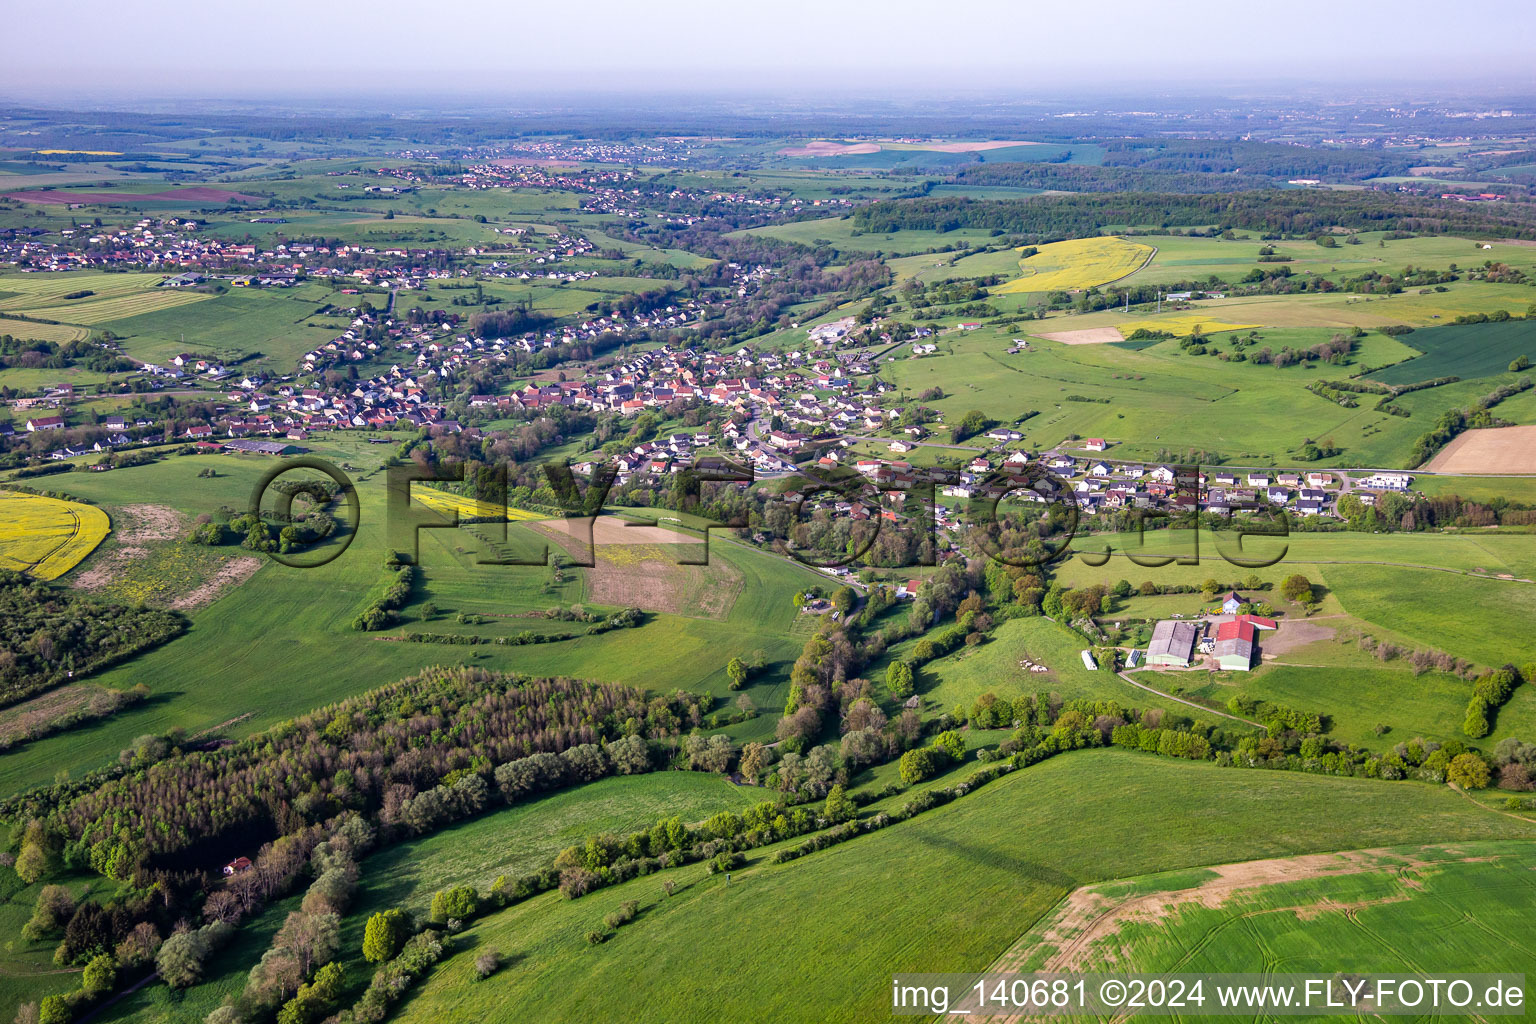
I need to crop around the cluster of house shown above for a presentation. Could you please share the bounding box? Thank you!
[19,409,149,460]
[0,214,479,279]
[1053,462,1353,518]
[1144,593,1279,672]
[805,315,934,352]
[480,139,701,166]
[438,162,853,220]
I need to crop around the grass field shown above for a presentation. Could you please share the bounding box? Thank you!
[93,772,760,1024]
[0,442,815,794]
[1119,232,1536,291]
[0,869,110,1015]
[731,216,1014,256]
[877,328,1440,467]
[99,281,342,369]
[355,773,758,918]
[1415,474,1536,503]
[1052,530,1536,674]
[0,490,111,579]
[993,237,1156,295]
[1368,320,1536,385]
[1318,560,1536,667]
[997,839,1536,988]
[383,751,1536,1024]
[915,616,1204,726]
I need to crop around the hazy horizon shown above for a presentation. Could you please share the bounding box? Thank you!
[3,0,1534,104]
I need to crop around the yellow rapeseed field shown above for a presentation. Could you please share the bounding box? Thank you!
[1114,314,1259,338]
[994,236,1156,295]
[411,487,545,522]
[0,490,111,580]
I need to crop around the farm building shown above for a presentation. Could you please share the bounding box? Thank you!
[1146,620,1200,667]
[222,856,253,876]
[1212,618,1263,671]
[1219,591,1246,614]
[223,439,304,456]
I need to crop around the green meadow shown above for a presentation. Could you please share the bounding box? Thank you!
[733,215,1012,255]
[380,752,1536,1024]
[1005,840,1536,985]
[0,441,812,795]
[878,328,1443,466]
[101,281,344,369]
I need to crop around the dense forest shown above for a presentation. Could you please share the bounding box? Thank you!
[849,190,1536,241]
[0,571,185,708]
[18,667,714,868]
[1097,139,1420,181]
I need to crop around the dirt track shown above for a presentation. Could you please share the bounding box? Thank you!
[1035,327,1126,345]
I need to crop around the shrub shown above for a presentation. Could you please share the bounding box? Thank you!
[1448,753,1491,789]
[899,747,940,785]
[932,729,967,763]
[39,996,70,1024]
[474,949,500,980]
[362,909,408,963]
[81,952,116,995]
[428,886,478,924]
[602,900,640,929]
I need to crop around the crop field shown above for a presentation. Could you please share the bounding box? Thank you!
[1054,283,1536,335]
[410,486,546,521]
[995,840,1536,987]
[20,288,209,325]
[1101,313,1258,338]
[0,271,167,310]
[0,270,216,325]
[99,282,342,368]
[1368,320,1536,384]
[993,236,1156,294]
[0,490,110,579]
[0,316,89,344]
[381,752,1535,1024]
[1423,424,1536,474]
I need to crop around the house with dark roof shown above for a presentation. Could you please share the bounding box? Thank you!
[1147,620,1200,667]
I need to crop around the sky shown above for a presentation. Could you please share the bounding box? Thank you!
[3,0,1535,101]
